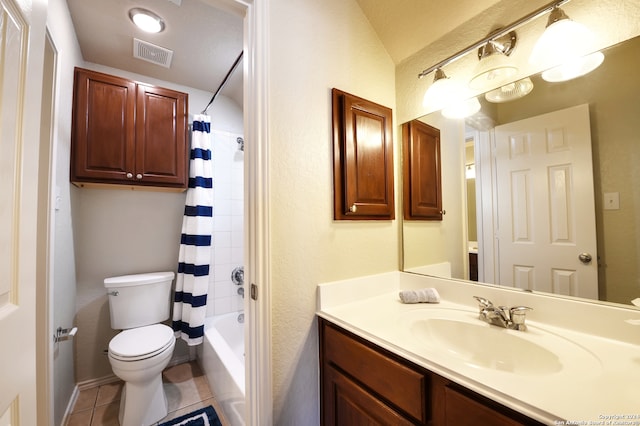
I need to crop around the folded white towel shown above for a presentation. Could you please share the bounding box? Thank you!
[399,288,440,304]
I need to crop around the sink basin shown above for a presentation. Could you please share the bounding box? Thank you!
[399,308,602,377]
[411,318,561,375]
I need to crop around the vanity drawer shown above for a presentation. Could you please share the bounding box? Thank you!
[321,320,429,423]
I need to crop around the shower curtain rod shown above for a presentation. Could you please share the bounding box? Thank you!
[201,50,244,114]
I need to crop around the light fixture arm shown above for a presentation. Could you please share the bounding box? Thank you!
[417,0,571,79]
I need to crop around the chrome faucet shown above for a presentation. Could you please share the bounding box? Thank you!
[473,296,532,331]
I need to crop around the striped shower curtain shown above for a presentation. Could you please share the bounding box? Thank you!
[172,114,213,346]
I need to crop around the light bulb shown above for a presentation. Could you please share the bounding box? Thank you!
[129,8,165,33]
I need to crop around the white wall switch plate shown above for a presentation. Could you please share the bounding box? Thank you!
[603,192,620,210]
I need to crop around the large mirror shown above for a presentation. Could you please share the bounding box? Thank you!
[402,31,640,307]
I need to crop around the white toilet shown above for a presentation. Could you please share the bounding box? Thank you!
[104,271,176,426]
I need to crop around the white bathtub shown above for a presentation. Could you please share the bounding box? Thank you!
[198,312,245,426]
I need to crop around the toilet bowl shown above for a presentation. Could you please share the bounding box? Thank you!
[104,271,176,426]
[108,323,176,426]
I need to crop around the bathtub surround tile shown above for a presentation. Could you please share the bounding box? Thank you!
[64,362,228,426]
[209,130,244,317]
[214,296,234,315]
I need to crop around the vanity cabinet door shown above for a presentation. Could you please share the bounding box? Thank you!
[319,318,430,425]
[319,318,546,426]
[323,365,415,426]
[402,119,443,220]
[443,385,541,426]
[332,88,395,220]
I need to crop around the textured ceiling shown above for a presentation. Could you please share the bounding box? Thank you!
[66,0,505,107]
[355,0,503,64]
[66,0,244,105]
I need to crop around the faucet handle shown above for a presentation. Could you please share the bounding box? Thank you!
[473,296,493,308]
[509,306,533,330]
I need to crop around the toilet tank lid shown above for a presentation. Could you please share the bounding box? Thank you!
[104,271,175,288]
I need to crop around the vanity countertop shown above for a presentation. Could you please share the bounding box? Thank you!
[317,272,640,425]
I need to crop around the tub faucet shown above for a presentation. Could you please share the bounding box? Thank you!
[472,296,532,331]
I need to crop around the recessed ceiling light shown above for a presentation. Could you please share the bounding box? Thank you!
[129,8,165,33]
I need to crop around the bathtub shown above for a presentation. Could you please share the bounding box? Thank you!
[198,312,245,426]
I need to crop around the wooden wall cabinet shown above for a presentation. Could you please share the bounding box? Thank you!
[319,318,544,426]
[402,120,443,220]
[71,67,188,190]
[332,88,394,220]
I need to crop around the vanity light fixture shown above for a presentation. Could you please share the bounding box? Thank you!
[417,0,595,116]
[485,77,534,103]
[529,6,603,82]
[469,32,519,91]
[129,8,166,33]
[423,68,480,119]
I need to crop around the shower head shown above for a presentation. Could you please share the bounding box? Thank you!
[237,137,244,151]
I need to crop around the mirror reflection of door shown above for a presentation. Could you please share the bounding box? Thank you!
[465,136,478,281]
[491,104,598,298]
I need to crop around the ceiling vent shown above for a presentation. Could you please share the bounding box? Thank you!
[133,38,173,68]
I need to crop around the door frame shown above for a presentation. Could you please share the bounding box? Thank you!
[36,28,58,425]
[231,0,273,424]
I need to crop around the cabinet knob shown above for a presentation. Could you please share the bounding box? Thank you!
[349,204,357,213]
[126,172,133,179]
[136,174,143,180]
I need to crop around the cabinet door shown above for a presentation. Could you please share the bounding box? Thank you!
[444,386,538,426]
[71,68,136,183]
[332,88,394,220]
[135,84,188,187]
[323,365,415,426]
[402,120,443,220]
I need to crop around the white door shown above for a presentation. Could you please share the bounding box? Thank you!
[0,0,48,423]
[494,104,598,299]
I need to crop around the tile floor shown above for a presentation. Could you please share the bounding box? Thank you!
[66,361,229,426]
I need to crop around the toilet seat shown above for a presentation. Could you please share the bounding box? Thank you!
[109,324,175,362]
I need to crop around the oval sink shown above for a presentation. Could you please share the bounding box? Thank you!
[411,318,561,375]
[399,308,602,377]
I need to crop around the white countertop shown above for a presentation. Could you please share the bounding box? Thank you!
[317,272,640,425]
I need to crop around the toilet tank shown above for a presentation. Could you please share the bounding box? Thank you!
[104,271,175,330]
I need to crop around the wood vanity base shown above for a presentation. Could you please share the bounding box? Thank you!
[319,317,545,426]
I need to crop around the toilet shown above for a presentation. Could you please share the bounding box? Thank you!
[104,271,176,426]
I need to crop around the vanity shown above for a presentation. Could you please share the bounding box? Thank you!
[317,272,640,425]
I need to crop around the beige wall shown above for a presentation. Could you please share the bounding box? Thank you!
[267,0,398,422]
[46,0,85,422]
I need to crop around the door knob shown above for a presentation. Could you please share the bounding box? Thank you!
[126,172,133,179]
[578,252,593,264]
[349,204,357,213]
